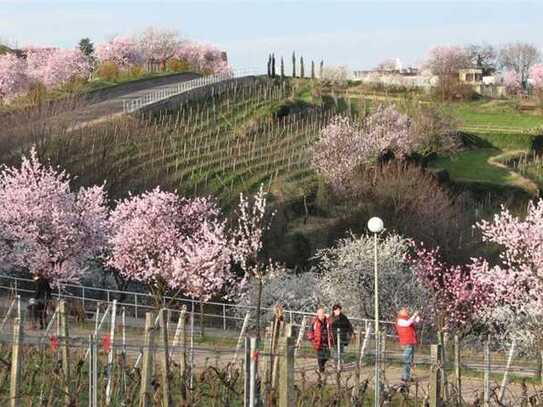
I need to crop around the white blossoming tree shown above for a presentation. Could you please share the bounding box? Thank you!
[314,233,428,323]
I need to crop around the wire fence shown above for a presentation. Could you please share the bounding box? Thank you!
[1,301,542,407]
[121,68,263,113]
[0,273,394,336]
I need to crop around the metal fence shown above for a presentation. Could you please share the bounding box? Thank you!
[0,273,395,334]
[121,68,263,113]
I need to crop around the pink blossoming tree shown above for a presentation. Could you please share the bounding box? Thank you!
[107,188,232,304]
[96,36,143,68]
[407,244,494,333]
[471,200,543,353]
[26,47,91,88]
[425,46,470,101]
[502,70,523,95]
[0,148,109,284]
[175,41,230,74]
[312,106,414,191]
[530,64,543,94]
[0,53,30,102]
[138,27,180,69]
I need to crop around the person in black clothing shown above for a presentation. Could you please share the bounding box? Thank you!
[330,304,354,363]
[33,275,52,329]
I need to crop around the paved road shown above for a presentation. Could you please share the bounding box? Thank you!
[66,72,201,127]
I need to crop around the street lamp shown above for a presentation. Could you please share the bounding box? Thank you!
[367,216,384,407]
[367,217,383,335]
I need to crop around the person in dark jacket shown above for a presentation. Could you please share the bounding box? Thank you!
[307,308,334,373]
[33,275,52,329]
[330,304,354,362]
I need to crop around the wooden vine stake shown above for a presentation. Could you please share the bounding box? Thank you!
[429,344,441,407]
[60,300,71,407]
[278,335,295,407]
[159,309,171,407]
[10,317,23,407]
[139,312,156,407]
[454,334,462,405]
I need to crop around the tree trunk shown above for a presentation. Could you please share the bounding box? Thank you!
[255,278,263,341]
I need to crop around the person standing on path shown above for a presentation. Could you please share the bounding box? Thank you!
[395,308,420,382]
[330,304,354,363]
[33,274,52,330]
[307,308,334,373]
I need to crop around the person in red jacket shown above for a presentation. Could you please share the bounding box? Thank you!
[396,308,420,382]
[307,308,334,373]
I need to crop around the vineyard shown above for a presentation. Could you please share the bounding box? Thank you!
[0,77,336,204]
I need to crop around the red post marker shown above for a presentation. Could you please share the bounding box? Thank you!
[251,351,259,361]
[50,336,59,352]
[102,335,111,353]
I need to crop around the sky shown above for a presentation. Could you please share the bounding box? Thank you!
[1,1,543,71]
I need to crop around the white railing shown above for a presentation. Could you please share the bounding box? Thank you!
[122,68,263,113]
[0,273,394,332]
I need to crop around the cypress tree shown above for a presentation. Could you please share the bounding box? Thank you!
[319,60,324,79]
[281,57,285,78]
[292,51,296,78]
[311,60,315,79]
[271,53,276,78]
[267,54,271,77]
[300,56,305,78]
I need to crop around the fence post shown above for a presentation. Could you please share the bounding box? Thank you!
[60,300,71,407]
[105,299,117,406]
[223,304,227,330]
[244,336,251,407]
[430,344,442,407]
[159,309,171,407]
[139,312,156,407]
[234,311,251,363]
[294,316,307,359]
[499,338,516,403]
[278,335,295,407]
[199,302,205,338]
[189,310,195,388]
[250,337,257,407]
[483,336,490,407]
[374,331,381,407]
[351,326,363,401]
[88,334,98,407]
[454,334,462,405]
[10,317,22,407]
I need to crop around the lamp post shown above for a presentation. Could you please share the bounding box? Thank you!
[367,216,384,407]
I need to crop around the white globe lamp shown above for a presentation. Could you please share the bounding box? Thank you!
[367,217,384,233]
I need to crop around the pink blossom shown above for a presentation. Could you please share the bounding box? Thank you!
[0,148,108,283]
[425,46,470,76]
[175,41,230,74]
[502,70,522,95]
[530,64,543,91]
[312,106,414,189]
[472,200,543,314]
[96,36,143,67]
[26,47,91,88]
[106,188,232,301]
[138,27,180,67]
[407,244,494,331]
[0,53,30,102]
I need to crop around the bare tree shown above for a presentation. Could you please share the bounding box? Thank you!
[499,42,541,89]
[465,43,497,75]
[426,46,471,101]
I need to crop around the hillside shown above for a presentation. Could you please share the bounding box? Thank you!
[0,44,13,55]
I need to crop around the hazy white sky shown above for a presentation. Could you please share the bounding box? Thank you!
[1,1,542,70]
